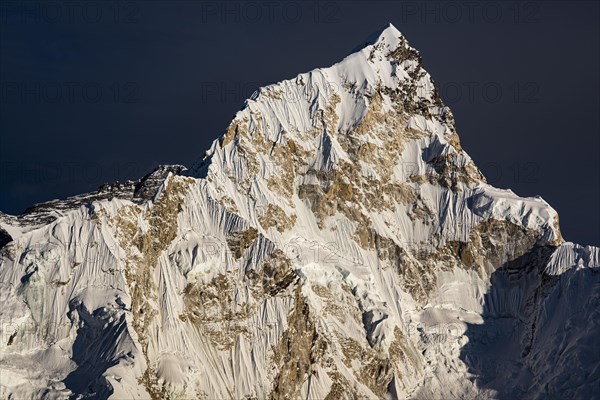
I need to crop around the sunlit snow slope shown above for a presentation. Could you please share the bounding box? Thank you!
[1,24,598,400]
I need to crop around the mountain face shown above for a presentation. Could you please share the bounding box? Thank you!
[1,24,598,400]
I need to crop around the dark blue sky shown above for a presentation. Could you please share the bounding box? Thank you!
[0,1,598,245]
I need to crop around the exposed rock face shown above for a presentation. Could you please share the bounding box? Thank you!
[0,24,598,400]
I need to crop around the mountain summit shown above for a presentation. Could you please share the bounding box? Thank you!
[1,24,598,399]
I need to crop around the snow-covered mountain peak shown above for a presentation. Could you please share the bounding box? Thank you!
[189,23,561,249]
[349,23,412,61]
[1,25,593,400]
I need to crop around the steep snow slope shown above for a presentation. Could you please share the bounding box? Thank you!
[0,24,598,400]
